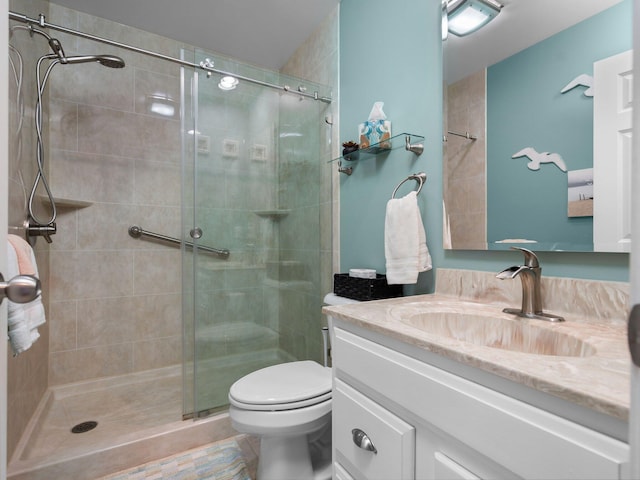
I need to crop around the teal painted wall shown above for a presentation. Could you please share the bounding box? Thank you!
[339,0,629,289]
[486,0,632,250]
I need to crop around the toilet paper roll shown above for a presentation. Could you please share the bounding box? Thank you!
[349,269,377,279]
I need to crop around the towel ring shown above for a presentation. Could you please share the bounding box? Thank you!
[392,172,426,199]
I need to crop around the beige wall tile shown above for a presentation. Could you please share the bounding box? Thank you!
[49,300,78,352]
[133,249,181,296]
[49,344,134,385]
[133,336,182,371]
[50,250,135,301]
[50,150,135,204]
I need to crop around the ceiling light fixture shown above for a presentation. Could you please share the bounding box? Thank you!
[447,0,502,37]
[218,75,239,91]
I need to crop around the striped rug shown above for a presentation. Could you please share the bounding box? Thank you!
[102,439,251,480]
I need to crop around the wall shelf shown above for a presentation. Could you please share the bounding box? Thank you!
[330,133,424,164]
[37,194,93,209]
[253,209,291,220]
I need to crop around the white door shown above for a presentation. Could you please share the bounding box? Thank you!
[593,49,633,252]
[629,1,640,476]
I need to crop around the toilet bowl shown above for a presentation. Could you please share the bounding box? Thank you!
[229,360,332,480]
[228,293,358,479]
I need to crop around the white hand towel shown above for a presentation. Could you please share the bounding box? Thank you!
[7,235,46,355]
[384,191,432,284]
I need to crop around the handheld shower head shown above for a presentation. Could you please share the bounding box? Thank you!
[48,38,66,60]
[96,55,126,69]
[61,54,125,68]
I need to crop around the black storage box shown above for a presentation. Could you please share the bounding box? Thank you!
[333,273,403,301]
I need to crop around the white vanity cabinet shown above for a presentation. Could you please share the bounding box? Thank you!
[330,324,629,480]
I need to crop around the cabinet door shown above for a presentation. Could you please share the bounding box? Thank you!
[334,379,415,480]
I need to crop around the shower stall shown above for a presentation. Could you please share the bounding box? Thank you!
[6,3,334,478]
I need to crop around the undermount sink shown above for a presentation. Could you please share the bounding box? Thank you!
[397,309,595,357]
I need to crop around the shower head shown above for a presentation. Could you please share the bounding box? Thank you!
[48,38,66,60]
[42,36,125,69]
[61,54,126,68]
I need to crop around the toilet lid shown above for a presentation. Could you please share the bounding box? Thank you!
[229,361,331,406]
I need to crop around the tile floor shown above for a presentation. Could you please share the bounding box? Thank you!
[100,436,259,480]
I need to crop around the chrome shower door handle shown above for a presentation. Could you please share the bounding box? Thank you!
[352,428,377,454]
[0,273,42,305]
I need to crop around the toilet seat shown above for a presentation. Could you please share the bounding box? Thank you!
[228,360,331,411]
[229,390,332,411]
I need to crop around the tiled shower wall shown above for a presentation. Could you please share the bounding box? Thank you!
[444,69,487,249]
[279,6,339,361]
[45,3,186,385]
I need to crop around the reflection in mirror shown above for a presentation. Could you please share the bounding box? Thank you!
[443,0,632,252]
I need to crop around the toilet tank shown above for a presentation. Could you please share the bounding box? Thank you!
[322,294,360,367]
[323,293,360,306]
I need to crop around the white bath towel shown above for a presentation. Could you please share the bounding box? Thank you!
[384,191,432,284]
[7,235,46,355]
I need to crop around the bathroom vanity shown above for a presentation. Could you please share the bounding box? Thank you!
[324,269,630,480]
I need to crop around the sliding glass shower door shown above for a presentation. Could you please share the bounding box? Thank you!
[182,49,332,417]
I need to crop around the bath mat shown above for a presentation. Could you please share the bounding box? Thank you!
[101,439,251,480]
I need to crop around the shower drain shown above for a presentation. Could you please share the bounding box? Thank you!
[71,421,98,434]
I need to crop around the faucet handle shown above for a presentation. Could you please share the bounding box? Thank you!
[510,247,539,268]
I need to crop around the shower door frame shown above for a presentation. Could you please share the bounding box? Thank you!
[182,48,333,419]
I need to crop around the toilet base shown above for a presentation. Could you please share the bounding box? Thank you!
[256,422,332,480]
[258,434,313,480]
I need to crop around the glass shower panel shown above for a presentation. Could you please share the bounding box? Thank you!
[180,48,197,419]
[188,49,331,416]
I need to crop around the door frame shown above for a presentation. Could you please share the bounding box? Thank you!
[628,0,640,477]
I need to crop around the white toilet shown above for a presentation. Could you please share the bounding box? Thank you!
[228,294,357,480]
[229,360,332,480]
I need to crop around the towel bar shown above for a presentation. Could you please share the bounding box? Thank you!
[128,225,230,259]
[391,172,426,199]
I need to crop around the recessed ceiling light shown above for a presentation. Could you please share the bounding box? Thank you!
[218,76,239,91]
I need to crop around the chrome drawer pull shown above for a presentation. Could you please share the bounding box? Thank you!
[352,428,377,454]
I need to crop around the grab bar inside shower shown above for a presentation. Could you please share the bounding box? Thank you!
[128,225,230,259]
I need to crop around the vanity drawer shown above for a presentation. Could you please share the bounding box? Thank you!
[334,379,415,480]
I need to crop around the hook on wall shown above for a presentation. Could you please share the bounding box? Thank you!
[405,135,424,155]
[338,160,352,176]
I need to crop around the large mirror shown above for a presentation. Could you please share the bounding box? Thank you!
[443,0,632,252]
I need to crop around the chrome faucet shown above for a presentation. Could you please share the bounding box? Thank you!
[496,247,564,322]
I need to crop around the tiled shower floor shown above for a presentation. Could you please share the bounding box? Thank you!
[18,366,184,463]
[8,349,290,479]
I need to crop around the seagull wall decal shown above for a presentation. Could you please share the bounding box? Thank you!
[512,147,567,172]
[560,74,594,97]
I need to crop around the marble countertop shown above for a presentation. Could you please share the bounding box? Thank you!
[324,293,630,421]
